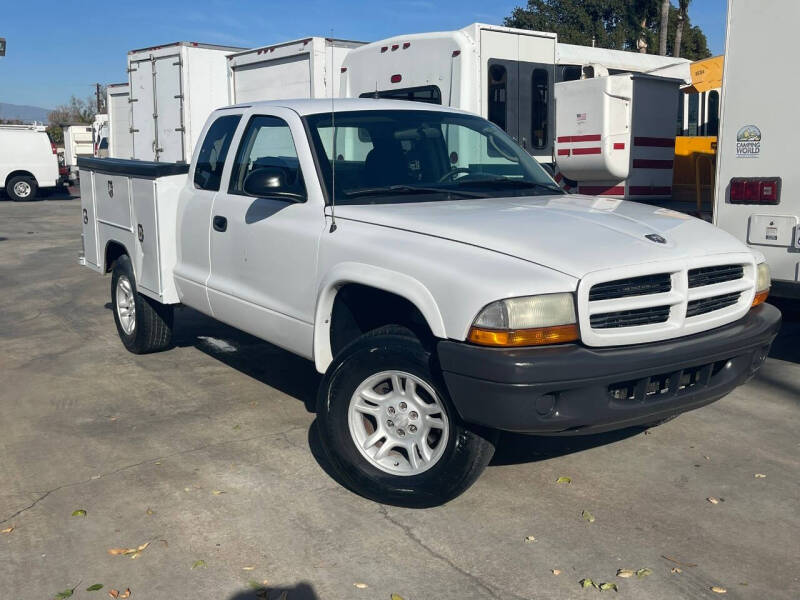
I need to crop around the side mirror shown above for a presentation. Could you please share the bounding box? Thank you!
[243,167,305,201]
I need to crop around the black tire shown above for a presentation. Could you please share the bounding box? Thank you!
[110,254,173,354]
[6,175,38,201]
[316,326,497,507]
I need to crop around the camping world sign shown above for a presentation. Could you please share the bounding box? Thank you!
[736,124,761,158]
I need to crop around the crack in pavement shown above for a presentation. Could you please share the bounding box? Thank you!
[0,425,307,524]
[377,504,531,600]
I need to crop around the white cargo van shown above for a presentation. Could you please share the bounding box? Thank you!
[0,124,59,201]
[107,83,133,159]
[127,42,244,163]
[228,37,364,104]
[713,0,800,298]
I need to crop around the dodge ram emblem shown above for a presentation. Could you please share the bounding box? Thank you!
[646,233,666,244]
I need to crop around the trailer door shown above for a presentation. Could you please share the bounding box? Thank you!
[232,54,312,103]
[518,62,554,160]
[129,59,156,161]
[154,54,185,162]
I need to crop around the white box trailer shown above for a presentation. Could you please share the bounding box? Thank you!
[228,37,364,104]
[127,42,244,163]
[340,23,557,163]
[554,73,682,200]
[62,124,94,182]
[107,83,133,159]
[713,0,800,298]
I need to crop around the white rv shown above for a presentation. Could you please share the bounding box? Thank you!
[556,44,690,83]
[228,37,364,104]
[127,42,244,162]
[340,23,558,163]
[713,0,800,298]
[107,83,133,159]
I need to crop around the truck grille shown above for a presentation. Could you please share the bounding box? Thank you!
[686,292,741,318]
[589,273,672,301]
[688,265,744,288]
[591,305,671,329]
[578,256,756,347]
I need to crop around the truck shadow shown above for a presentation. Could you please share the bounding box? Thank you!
[227,582,319,600]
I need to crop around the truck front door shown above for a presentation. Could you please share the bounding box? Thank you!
[206,108,325,359]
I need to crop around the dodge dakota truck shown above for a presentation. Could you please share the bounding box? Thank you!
[78,99,780,507]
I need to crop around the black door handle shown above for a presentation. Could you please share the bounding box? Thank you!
[213,215,227,232]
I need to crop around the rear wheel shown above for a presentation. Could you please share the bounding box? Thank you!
[111,254,173,354]
[317,326,497,507]
[6,175,38,201]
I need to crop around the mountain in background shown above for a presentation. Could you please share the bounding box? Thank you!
[0,102,52,123]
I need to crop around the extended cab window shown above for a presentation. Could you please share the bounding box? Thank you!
[193,114,241,191]
[228,116,306,199]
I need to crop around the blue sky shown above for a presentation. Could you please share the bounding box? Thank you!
[0,0,727,110]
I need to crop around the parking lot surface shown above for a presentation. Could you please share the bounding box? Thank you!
[1,195,799,599]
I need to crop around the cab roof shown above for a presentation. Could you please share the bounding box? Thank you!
[221,98,471,117]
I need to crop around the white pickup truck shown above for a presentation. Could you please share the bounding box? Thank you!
[79,99,780,507]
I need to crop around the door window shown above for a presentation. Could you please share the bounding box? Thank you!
[687,93,699,137]
[707,90,720,137]
[229,115,305,198]
[531,69,548,150]
[193,114,241,191]
[359,86,442,104]
[488,64,507,131]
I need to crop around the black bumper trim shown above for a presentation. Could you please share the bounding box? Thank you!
[437,303,781,434]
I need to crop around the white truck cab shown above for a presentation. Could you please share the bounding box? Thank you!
[0,124,59,201]
[79,99,780,506]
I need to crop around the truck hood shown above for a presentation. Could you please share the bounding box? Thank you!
[335,195,750,279]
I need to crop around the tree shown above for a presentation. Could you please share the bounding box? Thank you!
[674,0,690,57]
[504,0,710,60]
[46,88,105,145]
[659,0,671,55]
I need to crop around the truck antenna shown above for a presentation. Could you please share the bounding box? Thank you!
[329,30,338,233]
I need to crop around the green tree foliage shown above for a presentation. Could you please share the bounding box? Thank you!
[505,0,710,60]
[46,89,105,145]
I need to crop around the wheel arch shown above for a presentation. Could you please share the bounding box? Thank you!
[313,263,447,373]
[5,170,37,187]
[104,240,130,273]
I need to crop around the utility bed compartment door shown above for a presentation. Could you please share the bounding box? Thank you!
[131,178,161,295]
[79,170,100,269]
[95,174,132,230]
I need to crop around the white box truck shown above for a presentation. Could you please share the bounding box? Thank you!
[228,37,364,104]
[0,124,59,201]
[62,124,95,182]
[107,83,133,159]
[127,42,244,163]
[713,0,800,298]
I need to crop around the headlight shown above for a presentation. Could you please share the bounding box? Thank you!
[468,293,579,347]
[753,261,770,307]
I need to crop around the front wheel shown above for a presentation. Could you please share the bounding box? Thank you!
[316,326,496,507]
[111,254,174,354]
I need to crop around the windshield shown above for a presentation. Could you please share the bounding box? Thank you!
[304,109,562,205]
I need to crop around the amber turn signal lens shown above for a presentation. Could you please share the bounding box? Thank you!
[468,324,580,347]
[752,290,769,307]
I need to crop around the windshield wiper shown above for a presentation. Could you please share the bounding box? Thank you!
[342,185,486,199]
[454,177,564,194]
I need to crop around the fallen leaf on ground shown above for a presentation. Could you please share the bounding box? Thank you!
[582,510,595,523]
[552,569,562,576]
[108,589,119,598]
[671,567,682,574]
[191,560,206,569]
[71,509,87,517]
[524,535,536,543]
[711,586,727,594]
[391,595,405,600]
[212,490,225,495]
[616,569,634,578]
[247,580,266,590]
[704,456,711,460]
[242,566,256,571]
[754,473,766,478]
[108,549,128,556]
[661,555,698,567]
[354,582,368,589]
[707,497,720,504]
[579,578,597,589]
[86,584,104,591]
[54,588,75,599]
[119,589,131,599]
[145,508,154,516]
[636,568,653,578]
[108,542,149,558]
[233,424,241,430]
[1,526,13,534]
[599,582,618,592]
[556,476,572,484]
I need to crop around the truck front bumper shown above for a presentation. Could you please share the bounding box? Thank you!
[438,303,781,435]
